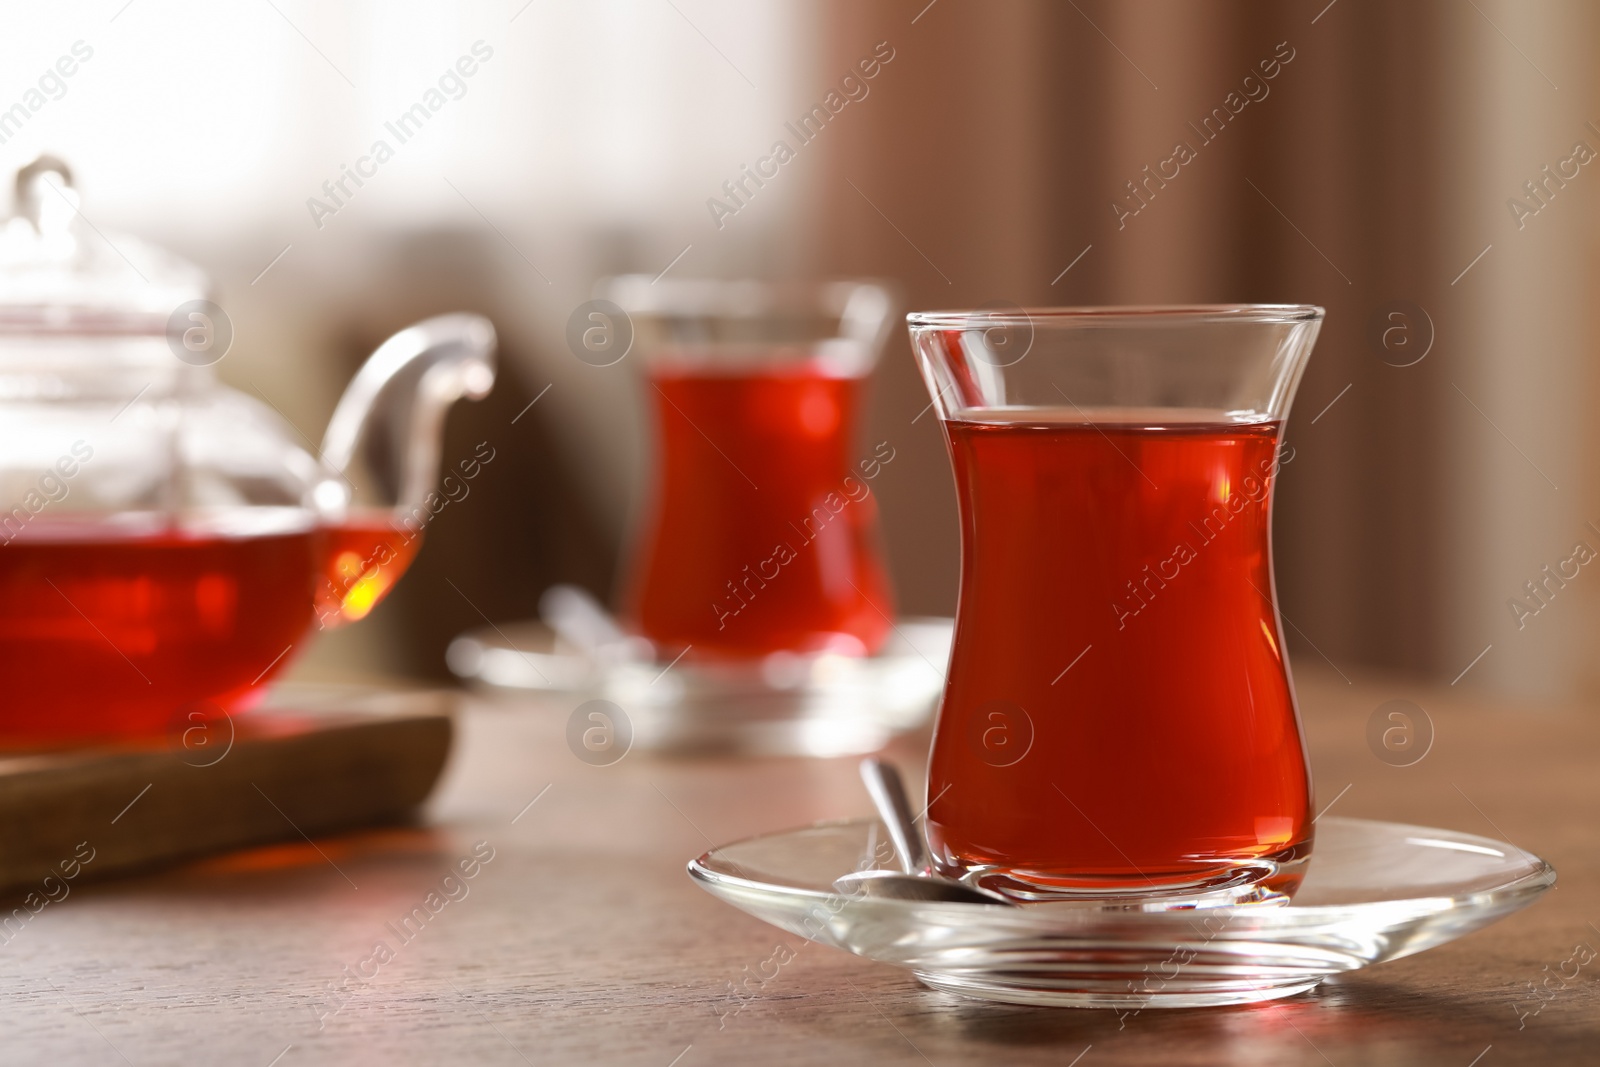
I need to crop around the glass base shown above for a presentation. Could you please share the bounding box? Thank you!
[951,849,1310,909]
[914,970,1323,1008]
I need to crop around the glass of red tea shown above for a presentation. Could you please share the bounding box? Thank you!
[602,278,897,660]
[908,305,1324,904]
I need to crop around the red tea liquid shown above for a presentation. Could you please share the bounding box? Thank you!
[626,364,894,658]
[317,510,422,627]
[927,413,1311,892]
[0,518,319,741]
[0,512,420,741]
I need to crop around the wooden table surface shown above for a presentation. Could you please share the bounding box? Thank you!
[2,666,1596,1066]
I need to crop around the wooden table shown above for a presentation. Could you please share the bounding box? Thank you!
[2,667,1595,1065]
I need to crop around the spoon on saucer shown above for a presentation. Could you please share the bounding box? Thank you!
[833,757,1014,906]
[538,584,655,666]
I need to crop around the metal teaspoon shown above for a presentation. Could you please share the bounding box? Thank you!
[832,757,1014,906]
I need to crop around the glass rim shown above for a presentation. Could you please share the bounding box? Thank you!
[599,275,891,316]
[905,304,1324,329]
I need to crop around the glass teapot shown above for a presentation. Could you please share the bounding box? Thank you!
[0,157,496,742]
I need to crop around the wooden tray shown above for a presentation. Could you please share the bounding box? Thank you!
[0,687,453,892]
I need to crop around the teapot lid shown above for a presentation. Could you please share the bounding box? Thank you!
[0,155,208,336]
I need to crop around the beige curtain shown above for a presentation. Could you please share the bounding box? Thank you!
[806,0,1600,698]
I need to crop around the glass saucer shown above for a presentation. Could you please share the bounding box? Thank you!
[688,816,1554,1008]
[446,618,950,756]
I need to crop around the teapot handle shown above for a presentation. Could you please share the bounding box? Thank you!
[320,313,497,514]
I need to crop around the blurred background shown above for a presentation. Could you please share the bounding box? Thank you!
[5,0,1596,701]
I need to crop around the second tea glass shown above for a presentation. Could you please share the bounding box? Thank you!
[606,278,897,660]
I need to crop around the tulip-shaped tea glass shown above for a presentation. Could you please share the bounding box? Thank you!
[909,305,1323,905]
[604,278,897,660]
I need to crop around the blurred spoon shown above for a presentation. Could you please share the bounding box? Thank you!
[538,584,654,665]
[833,757,1013,906]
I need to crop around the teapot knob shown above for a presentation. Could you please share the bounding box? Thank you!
[14,154,78,238]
